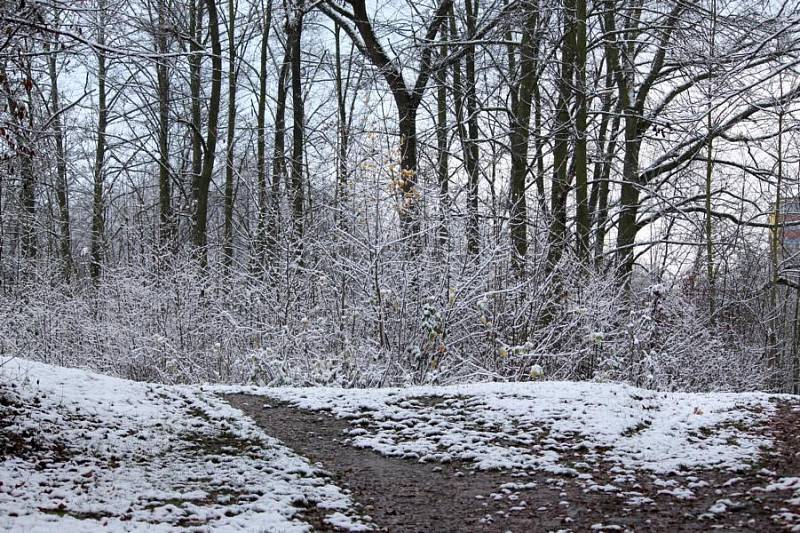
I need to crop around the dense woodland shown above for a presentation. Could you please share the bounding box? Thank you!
[1,0,799,392]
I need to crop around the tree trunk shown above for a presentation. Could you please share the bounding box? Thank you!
[614,125,642,282]
[254,0,272,269]
[18,147,35,261]
[267,43,291,260]
[156,0,172,248]
[189,0,203,227]
[605,0,685,284]
[573,0,590,262]
[48,43,73,280]
[592,112,621,267]
[337,0,452,251]
[397,97,420,248]
[507,3,539,270]
[289,8,305,253]
[17,57,36,262]
[705,0,717,322]
[464,0,480,255]
[591,29,623,268]
[435,27,449,250]
[547,0,576,270]
[769,106,785,383]
[90,3,108,281]
[223,0,238,268]
[191,0,222,265]
[334,22,350,231]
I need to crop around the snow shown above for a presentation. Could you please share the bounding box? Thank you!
[2,357,796,531]
[219,380,775,476]
[325,512,371,531]
[0,358,370,532]
[762,477,800,506]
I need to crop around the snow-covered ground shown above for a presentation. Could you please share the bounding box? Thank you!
[223,380,776,477]
[1,357,795,532]
[0,358,369,532]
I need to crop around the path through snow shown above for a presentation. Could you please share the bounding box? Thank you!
[0,358,369,532]
[2,358,800,532]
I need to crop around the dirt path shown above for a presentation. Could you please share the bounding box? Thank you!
[225,393,800,532]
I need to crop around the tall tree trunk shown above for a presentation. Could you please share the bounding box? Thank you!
[334,22,350,230]
[592,111,621,267]
[191,0,222,265]
[48,40,73,280]
[156,0,172,248]
[18,145,35,260]
[328,0,452,251]
[397,95,420,247]
[547,0,576,270]
[17,56,36,262]
[705,0,717,323]
[267,44,291,259]
[289,8,305,253]
[589,62,620,268]
[464,0,480,255]
[189,0,203,223]
[223,0,238,268]
[254,0,272,268]
[614,128,642,282]
[449,3,480,255]
[607,0,685,284]
[769,106,785,383]
[508,2,539,270]
[573,0,590,261]
[90,2,108,281]
[533,80,547,219]
[435,27,449,250]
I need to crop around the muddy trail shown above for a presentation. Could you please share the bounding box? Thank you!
[225,393,800,532]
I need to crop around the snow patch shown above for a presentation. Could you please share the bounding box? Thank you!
[0,358,369,532]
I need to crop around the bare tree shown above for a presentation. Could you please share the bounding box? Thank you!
[318,0,453,248]
[190,0,223,265]
[507,0,542,269]
[90,0,109,281]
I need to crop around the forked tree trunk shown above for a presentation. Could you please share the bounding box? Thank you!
[191,0,222,265]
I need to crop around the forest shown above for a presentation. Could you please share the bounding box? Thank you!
[1,0,800,393]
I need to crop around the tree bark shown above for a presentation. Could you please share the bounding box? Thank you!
[547,0,576,271]
[156,0,173,249]
[223,0,239,268]
[254,0,273,269]
[48,41,73,281]
[267,43,291,260]
[334,22,350,231]
[323,0,452,250]
[607,0,685,284]
[435,26,449,250]
[189,0,203,228]
[397,97,419,246]
[463,0,480,255]
[17,56,36,262]
[573,0,590,262]
[508,2,539,270]
[289,7,305,253]
[191,0,222,265]
[90,2,108,281]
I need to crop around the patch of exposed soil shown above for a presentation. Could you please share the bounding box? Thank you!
[225,393,800,532]
[0,382,71,463]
